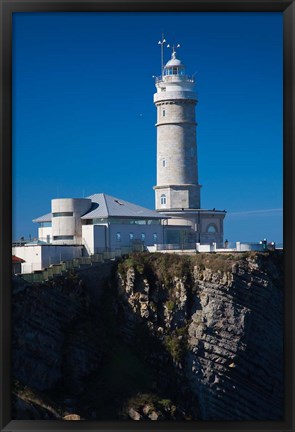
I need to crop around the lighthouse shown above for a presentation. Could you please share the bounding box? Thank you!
[154,45,200,211]
[154,41,226,247]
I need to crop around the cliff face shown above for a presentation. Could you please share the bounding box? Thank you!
[116,252,283,420]
[13,273,101,392]
[12,251,283,421]
[12,270,110,419]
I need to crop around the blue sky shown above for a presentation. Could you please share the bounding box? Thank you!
[12,12,283,243]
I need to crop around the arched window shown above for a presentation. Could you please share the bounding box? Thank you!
[162,109,166,117]
[207,224,217,233]
[160,194,167,205]
[162,158,166,167]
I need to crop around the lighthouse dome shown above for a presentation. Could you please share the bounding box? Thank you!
[164,51,186,76]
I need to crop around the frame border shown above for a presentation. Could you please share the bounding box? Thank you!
[1,1,294,431]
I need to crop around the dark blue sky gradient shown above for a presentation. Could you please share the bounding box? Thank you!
[12,12,283,242]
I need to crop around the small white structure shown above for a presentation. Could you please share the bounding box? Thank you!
[153,44,226,247]
[12,244,83,274]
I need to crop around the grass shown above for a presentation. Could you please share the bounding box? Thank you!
[117,251,257,286]
[192,253,245,273]
[118,252,193,287]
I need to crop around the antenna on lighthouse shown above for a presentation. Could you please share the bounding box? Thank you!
[158,34,167,76]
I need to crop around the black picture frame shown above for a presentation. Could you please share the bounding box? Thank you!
[0,1,294,431]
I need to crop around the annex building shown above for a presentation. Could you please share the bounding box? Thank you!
[13,194,165,273]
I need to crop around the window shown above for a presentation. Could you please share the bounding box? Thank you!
[52,212,73,217]
[134,220,146,225]
[116,232,121,242]
[207,224,217,233]
[141,233,146,241]
[162,109,166,117]
[147,220,161,225]
[129,233,134,241]
[53,235,74,240]
[160,194,167,205]
[92,218,107,224]
[153,233,158,242]
[40,222,52,228]
[162,158,166,167]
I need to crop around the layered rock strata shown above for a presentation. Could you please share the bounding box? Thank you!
[117,252,283,420]
[12,273,102,394]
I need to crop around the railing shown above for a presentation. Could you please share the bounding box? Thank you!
[156,242,283,253]
[12,239,31,247]
[12,237,52,246]
[155,75,195,84]
[156,243,196,251]
[17,246,145,283]
[19,253,110,284]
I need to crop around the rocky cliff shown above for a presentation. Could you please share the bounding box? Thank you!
[12,269,111,419]
[116,251,283,420]
[12,251,283,420]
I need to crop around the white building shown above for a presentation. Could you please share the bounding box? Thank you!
[153,45,226,247]
[34,193,165,253]
[12,243,83,274]
[13,194,166,273]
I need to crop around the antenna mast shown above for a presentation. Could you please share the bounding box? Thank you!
[158,34,166,76]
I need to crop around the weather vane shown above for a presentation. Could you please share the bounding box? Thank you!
[167,43,181,58]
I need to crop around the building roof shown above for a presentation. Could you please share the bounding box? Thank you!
[12,255,25,263]
[165,58,183,67]
[81,193,165,219]
[33,193,166,223]
[33,212,52,223]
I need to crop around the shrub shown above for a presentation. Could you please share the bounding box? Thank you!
[165,300,175,311]
[164,326,188,362]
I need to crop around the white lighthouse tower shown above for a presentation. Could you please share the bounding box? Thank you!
[154,41,226,247]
